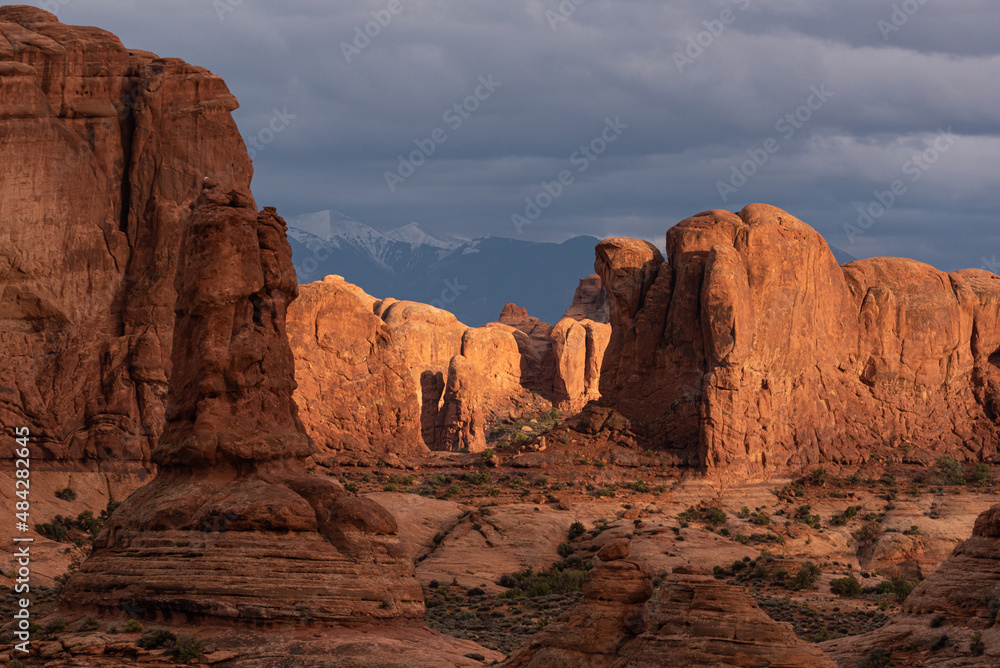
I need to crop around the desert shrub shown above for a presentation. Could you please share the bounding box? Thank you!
[126,619,143,633]
[54,487,76,501]
[496,562,590,598]
[930,633,949,651]
[970,463,992,486]
[43,617,67,635]
[752,513,770,526]
[936,456,966,485]
[137,629,176,650]
[858,648,892,668]
[970,631,985,656]
[172,633,205,661]
[78,616,99,632]
[557,542,573,558]
[930,614,946,628]
[854,521,882,548]
[568,521,586,540]
[791,562,821,590]
[809,468,827,486]
[830,576,862,598]
[704,507,727,526]
[876,577,917,603]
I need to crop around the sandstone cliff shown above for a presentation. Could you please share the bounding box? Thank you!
[61,183,425,624]
[0,6,252,469]
[592,204,1000,479]
[287,276,426,458]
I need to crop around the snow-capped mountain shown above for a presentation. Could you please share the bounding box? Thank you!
[285,209,599,326]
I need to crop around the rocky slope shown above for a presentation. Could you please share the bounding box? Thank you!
[501,538,835,667]
[0,6,251,470]
[823,504,1000,666]
[591,204,1000,480]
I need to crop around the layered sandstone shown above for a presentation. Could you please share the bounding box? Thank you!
[613,573,836,667]
[61,183,424,623]
[0,6,252,468]
[823,505,1000,666]
[501,539,654,667]
[592,204,1000,478]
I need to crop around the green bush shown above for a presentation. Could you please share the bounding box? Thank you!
[936,456,966,485]
[54,487,76,501]
[568,521,586,540]
[172,633,205,661]
[557,542,573,558]
[791,562,821,590]
[829,576,862,598]
[876,576,917,603]
[137,629,176,650]
[970,631,985,656]
[126,619,144,633]
[970,463,992,486]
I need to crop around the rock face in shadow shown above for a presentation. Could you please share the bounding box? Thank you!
[612,574,836,667]
[500,539,654,667]
[592,204,1000,479]
[563,274,609,323]
[60,184,424,624]
[822,505,1000,667]
[287,276,426,458]
[0,7,253,469]
[502,540,833,667]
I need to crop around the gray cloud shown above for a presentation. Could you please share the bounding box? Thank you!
[45,0,1000,272]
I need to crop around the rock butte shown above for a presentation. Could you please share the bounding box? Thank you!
[590,204,1000,481]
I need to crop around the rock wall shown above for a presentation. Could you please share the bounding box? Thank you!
[594,204,1000,479]
[61,185,424,624]
[287,277,426,458]
[0,7,252,469]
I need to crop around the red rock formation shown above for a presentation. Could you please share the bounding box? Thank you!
[614,573,836,667]
[823,505,1000,666]
[287,276,425,458]
[551,317,611,411]
[501,539,654,667]
[0,7,251,469]
[563,274,610,323]
[593,204,1000,479]
[61,182,424,624]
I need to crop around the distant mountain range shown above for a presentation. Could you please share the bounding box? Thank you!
[285,210,858,327]
[286,210,600,326]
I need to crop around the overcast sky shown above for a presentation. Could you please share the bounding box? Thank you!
[42,0,1000,272]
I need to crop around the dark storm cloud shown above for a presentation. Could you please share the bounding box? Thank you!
[45,0,1000,271]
